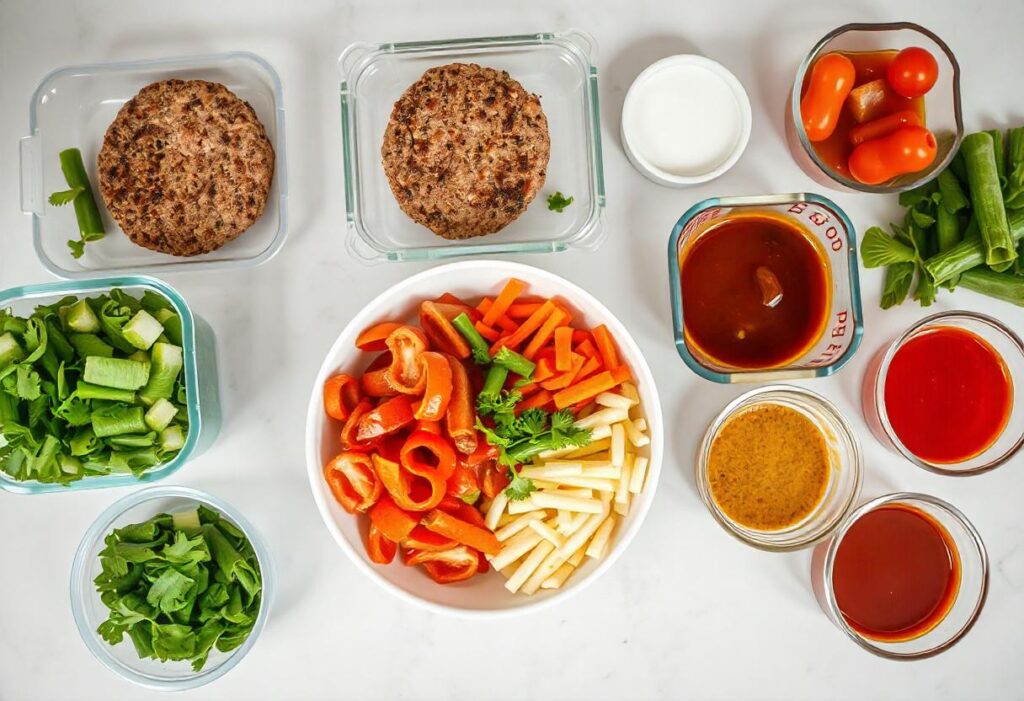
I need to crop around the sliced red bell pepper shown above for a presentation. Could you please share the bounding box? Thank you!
[437,498,489,529]
[419,301,471,360]
[324,451,381,513]
[368,493,419,542]
[480,463,510,499]
[444,356,477,455]
[407,545,481,583]
[417,419,441,434]
[413,352,453,421]
[422,509,501,556]
[445,464,480,505]
[356,322,404,352]
[356,395,415,442]
[385,326,428,394]
[434,293,481,322]
[323,373,361,421]
[340,400,378,451]
[401,430,457,481]
[402,525,455,552]
[373,453,446,512]
[366,524,397,564]
[463,439,498,467]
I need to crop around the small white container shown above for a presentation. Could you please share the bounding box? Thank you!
[621,55,751,186]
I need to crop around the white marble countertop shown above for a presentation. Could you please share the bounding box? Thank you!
[2,1,1023,699]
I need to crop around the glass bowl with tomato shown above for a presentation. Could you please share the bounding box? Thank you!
[787,22,963,193]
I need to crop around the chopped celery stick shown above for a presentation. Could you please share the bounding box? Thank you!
[69,427,98,456]
[59,454,83,475]
[155,309,183,346]
[122,310,164,350]
[128,350,150,363]
[160,425,185,452]
[65,299,100,333]
[91,406,147,437]
[0,332,24,369]
[45,320,74,363]
[172,507,201,532]
[75,382,135,403]
[139,343,182,404]
[69,333,114,358]
[108,433,156,448]
[144,398,178,431]
[107,448,160,473]
[83,356,150,390]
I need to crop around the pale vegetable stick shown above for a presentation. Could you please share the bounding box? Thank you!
[497,512,520,527]
[614,494,630,516]
[508,497,548,515]
[615,455,633,505]
[568,547,586,567]
[633,418,647,433]
[599,488,614,505]
[499,557,524,579]
[544,437,611,460]
[610,423,626,467]
[558,512,589,536]
[505,540,555,593]
[629,456,649,494]
[580,465,621,480]
[620,382,639,404]
[575,402,597,420]
[485,491,510,530]
[625,419,650,448]
[554,512,606,560]
[555,509,571,531]
[495,511,546,541]
[545,475,616,492]
[491,530,545,571]
[520,463,583,479]
[596,391,635,410]
[531,492,603,514]
[548,487,594,498]
[531,479,559,490]
[541,562,575,589]
[528,519,565,546]
[574,407,629,430]
[585,516,615,559]
[590,424,612,441]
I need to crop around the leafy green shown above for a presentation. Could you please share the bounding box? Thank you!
[546,191,574,213]
[48,186,84,206]
[860,227,917,268]
[94,508,262,671]
[881,262,916,309]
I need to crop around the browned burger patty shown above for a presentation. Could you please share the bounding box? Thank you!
[97,79,275,256]
[381,63,550,240]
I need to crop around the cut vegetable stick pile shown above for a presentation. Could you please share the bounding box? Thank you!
[479,385,651,595]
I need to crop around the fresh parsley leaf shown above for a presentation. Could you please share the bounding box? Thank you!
[546,191,574,213]
[48,186,83,206]
[504,466,537,502]
[67,239,86,259]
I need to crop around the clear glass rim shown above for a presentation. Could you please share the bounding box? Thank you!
[873,310,1024,476]
[695,384,864,551]
[27,50,289,278]
[667,193,865,383]
[0,276,203,494]
[790,21,964,194]
[338,29,607,262]
[69,485,274,691]
[820,492,989,660]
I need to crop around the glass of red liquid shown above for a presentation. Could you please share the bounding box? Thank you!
[811,493,987,659]
[862,311,1024,475]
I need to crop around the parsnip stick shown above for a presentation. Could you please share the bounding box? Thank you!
[485,491,510,530]
[625,419,650,448]
[629,456,649,494]
[495,511,545,542]
[541,562,575,589]
[580,465,621,480]
[574,407,629,430]
[520,463,583,479]
[558,512,589,536]
[611,423,626,467]
[508,497,548,515]
[595,392,635,410]
[491,530,545,571]
[531,492,603,514]
[506,540,555,593]
[548,487,593,498]
[554,512,607,561]
[585,516,615,559]
[615,455,633,505]
[544,475,616,492]
[568,547,586,567]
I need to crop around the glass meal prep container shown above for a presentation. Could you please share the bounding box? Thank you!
[339,30,606,262]
[20,52,288,278]
[0,276,220,494]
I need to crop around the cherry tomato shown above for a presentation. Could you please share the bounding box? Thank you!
[886,47,938,98]
[800,52,856,142]
[848,126,937,186]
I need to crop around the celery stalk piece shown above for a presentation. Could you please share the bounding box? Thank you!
[925,209,1024,284]
[144,398,178,432]
[172,507,201,533]
[69,333,114,359]
[160,425,185,452]
[59,454,83,476]
[53,148,106,259]
[962,132,1017,270]
[960,268,1024,306]
[108,433,156,448]
[91,406,147,437]
[75,382,136,403]
[83,356,151,390]
[122,310,164,351]
[0,332,25,369]
[127,350,150,364]
[139,343,183,404]
[45,320,75,363]
[154,309,183,346]
[65,299,100,333]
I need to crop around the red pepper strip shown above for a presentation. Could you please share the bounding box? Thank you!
[417,420,441,434]
[368,493,419,542]
[385,326,428,395]
[340,400,377,451]
[323,373,360,421]
[356,322,404,352]
[408,545,480,583]
[444,356,477,455]
[356,395,415,442]
[572,329,592,345]
[373,453,446,512]
[481,463,510,499]
[419,301,472,360]
[477,552,490,573]
[402,525,456,552]
[438,497,489,529]
[366,524,397,564]
[445,464,480,505]
[401,430,457,481]
[463,439,498,467]
[422,509,501,556]
[434,293,481,322]
[414,352,453,421]
[324,451,381,513]
[361,367,400,397]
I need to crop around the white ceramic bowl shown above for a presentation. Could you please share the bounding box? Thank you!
[305,260,664,617]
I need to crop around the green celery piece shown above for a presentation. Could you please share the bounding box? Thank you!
[0,332,24,369]
[106,447,160,473]
[492,346,536,379]
[172,508,202,533]
[44,320,75,363]
[961,132,1016,270]
[66,299,101,333]
[860,227,917,268]
[96,298,138,354]
[159,425,185,452]
[203,524,261,599]
[936,205,961,253]
[69,427,99,456]
[0,392,18,423]
[70,333,114,359]
[1006,127,1024,209]
[881,262,916,309]
[937,170,969,214]
[145,399,178,432]
[59,454,83,476]
[479,364,509,403]
[127,350,150,364]
[55,148,106,258]
[107,433,157,448]
[925,209,1024,284]
[451,312,491,364]
[960,267,1024,306]
[123,310,164,351]
[139,343,183,404]
[154,309,183,346]
[91,406,147,437]
[84,356,151,390]
[987,129,1007,183]
[75,382,135,403]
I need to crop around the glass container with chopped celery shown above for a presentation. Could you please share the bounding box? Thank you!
[0,287,188,485]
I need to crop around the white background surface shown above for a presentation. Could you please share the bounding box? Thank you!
[1,1,1022,699]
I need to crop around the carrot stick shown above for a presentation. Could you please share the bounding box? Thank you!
[592,325,620,370]
[553,368,629,409]
[503,300,555,350]
[533,357,555,383]
[540,353,585,391]
[422,509,501,556]
[572,329,591,345]
[476,298,494,315]
[574,355,603,383]
[507,302,542,319]
[554,327,574,372]
[474,320,500,342]
[517,388,553,412]
[523,308,568,360]
[482,278,525,327]
[495,314,519,335]
[576,338,600,362]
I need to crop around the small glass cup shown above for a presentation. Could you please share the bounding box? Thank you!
[811,493,988,659]
[862,311,1024,475]
[668,193,864,383]
[696,385,863,551]
[787,22,963,193]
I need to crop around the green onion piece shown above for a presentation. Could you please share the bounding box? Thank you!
[924,209,1024,284]
[55,148,106,259]
[122,310,164,351]
[451,312,491,364]
[144,398,178,432]
[479,364,509,402]
[492,346,536,379]
[69,333,114,359]
[961,132,1017,270]
[66,299,100,333]
[160,425,186,452]
[75,382,136,403]
[83,356,151,390]
[139,343,183,405]
[960,267,1024,306]
[0,332,25,369]
[91,406,147,437]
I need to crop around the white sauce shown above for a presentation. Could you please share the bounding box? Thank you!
[625,62,744,177]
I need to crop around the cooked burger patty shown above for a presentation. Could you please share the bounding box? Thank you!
[381,63,550,239]
[97,79,275,257]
